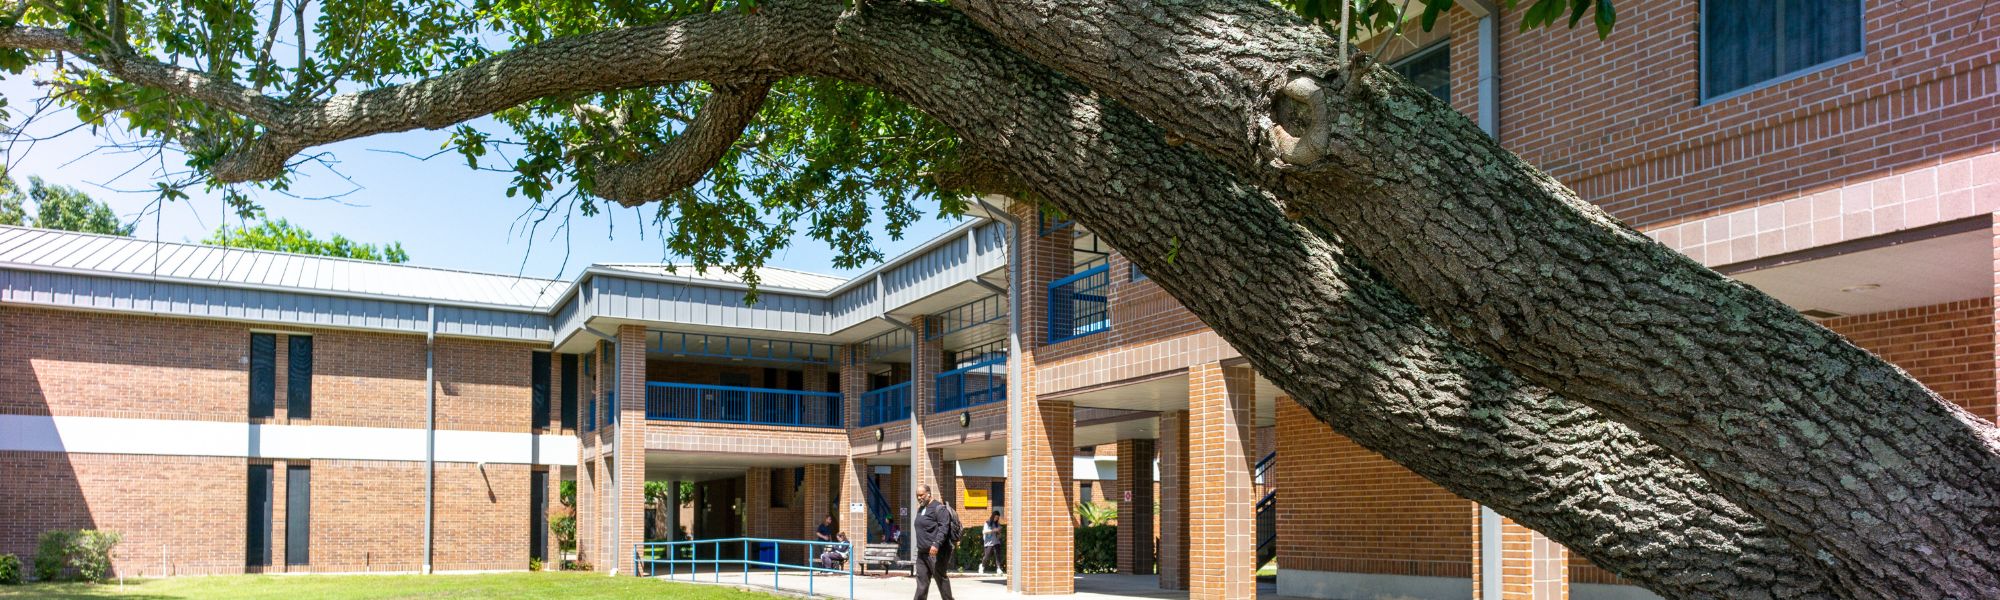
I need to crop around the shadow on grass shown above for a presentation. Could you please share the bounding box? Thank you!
[0,581,180,599]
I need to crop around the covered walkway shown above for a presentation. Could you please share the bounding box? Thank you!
[647,571,1292,599]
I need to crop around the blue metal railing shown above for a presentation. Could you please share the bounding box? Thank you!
[637,537,854,599]
[1047,264,1111,344]
[864,477,897,543]
[858,382,912,427]
[645,383,843,428]
[934,357,1007,413]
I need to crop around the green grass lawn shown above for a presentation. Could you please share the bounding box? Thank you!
[0,571,788,599]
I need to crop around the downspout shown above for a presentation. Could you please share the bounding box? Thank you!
[975,197,1026,594]
[423,304,437,575]
[1467,3,1503,599]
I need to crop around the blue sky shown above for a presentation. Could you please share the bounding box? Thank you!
[0,77,963,281]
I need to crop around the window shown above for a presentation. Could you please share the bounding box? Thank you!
[285,466,311,566]
[1391,41,1450,103]
[531,352,552,429]
[1703,0,1863,100]
[1129,263,1149,282]
[530,471,549,563]
[249,333,276,419]
[560,354,578,430]
[1079,482,1094,504]
[989,481,1005,509]
[286,336,313,419]
[247,464,273,566]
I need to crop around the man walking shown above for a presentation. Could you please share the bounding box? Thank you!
[912,484,959,600]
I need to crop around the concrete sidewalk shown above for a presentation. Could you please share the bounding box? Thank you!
[648,569,1287,599]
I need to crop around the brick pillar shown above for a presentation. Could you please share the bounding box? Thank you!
[910,315,943,547]
[747,468,773,539]
[1156,410,1190,589]
[1474,511,1570,600]
[614,326,649,575]
[1013,398,1075,594]
[577,458,596,565]
[803,464,835,540]
[1188,363,1256,599]
[840,456,871,568]
[1115,438,1156,575]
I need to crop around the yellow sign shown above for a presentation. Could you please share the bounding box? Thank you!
[965,489,990,509]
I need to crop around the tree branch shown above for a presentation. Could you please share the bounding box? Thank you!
[590,79,772,206]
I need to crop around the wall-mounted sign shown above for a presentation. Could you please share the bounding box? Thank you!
[850,502,865,513]
[966,489,990,509]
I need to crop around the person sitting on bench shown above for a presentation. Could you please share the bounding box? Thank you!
[820,532,851,570]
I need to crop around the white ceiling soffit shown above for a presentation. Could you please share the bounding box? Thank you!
[1729,229,1989,319]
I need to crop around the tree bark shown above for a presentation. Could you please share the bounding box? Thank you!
[947,1,2000,595]
[819,4,1827,597]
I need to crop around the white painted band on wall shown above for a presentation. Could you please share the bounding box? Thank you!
[0,415,578,465]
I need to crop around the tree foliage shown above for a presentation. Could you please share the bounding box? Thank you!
[203,218,410,262]
[0,173,133,235]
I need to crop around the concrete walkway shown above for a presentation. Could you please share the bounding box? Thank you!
[649,569,1290,599]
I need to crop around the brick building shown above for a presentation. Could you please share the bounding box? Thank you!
[1,1,1996,599]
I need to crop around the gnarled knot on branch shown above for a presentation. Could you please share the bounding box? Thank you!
[1266,74,1332,168]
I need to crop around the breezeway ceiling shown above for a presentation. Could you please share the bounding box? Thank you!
[1730,229,1988,319]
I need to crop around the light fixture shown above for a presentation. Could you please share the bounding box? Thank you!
[1840,283,1881,293]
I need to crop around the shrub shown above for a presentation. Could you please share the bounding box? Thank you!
[68,531,120,582]
[529,557,544,572]
[549,512,577,553]
[0,553,20,585]
[1075,502,1116,527]
[33,531,71,581]
[1074,525,1116,574]
[31,530,121,582]
[952,525,1000,571]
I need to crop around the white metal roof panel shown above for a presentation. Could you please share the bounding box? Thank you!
[0,225,565,310]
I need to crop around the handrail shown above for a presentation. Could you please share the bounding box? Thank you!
[636,537,854,599]
[645,382,843,428]
[933,357,1008,413]
[1047,264,1112,344]
[1254,451,1277,482]
[859,381,913,427]
[864,477,897,542]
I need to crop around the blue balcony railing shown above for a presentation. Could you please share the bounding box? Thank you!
[645,382,842,428]
[859,382,913,427]
[1047,264,1111,344]
[934,357,1007,413]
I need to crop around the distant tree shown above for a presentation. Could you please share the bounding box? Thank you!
[0,174,133,236]
[204,219,410,263]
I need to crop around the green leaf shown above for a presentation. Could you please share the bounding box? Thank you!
[1595,0,1617,39]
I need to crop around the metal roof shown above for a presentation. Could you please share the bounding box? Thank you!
[596,264,849,293]
[0,225,568,310]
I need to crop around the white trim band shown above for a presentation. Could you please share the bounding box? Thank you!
[0,415,577,465]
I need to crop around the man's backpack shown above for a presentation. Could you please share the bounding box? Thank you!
[942,504,963,546]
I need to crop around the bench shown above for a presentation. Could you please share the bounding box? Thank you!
[859,543,909,575]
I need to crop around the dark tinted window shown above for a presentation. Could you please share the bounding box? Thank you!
[247,465,273,566]
[1392,42,1451,103]
[1704,0,1863,99]
[560,354,578,430]
[286,336,312,419]
[285,466,310,566]
[531,352,551,429]
[249,334,276,419]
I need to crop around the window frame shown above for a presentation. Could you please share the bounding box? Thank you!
[1389,39,1452,104]
[249,333,277,419]
[285,335,313,419]
[1699,0,1866,104]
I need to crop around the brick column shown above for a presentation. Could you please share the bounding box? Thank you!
[1012,397,1075,594]
[614,325,649,575]
[910,315,943,548]
[840,456,871,567]
[1156,410,1190,589]
[747,468,773,539]
[803,464,835,540]
[1187,362,1255,599]
[1115,438,1156,575]
[1473,511,1570,600]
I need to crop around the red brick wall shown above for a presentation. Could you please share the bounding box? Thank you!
[1275,400,1474,579]
[1823,298,1997,421]
[1,307,251,421]
[1484,0,2000,228]
[0,452,246,577]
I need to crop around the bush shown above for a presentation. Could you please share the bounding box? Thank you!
[549,512,577,553]
[953,525,1000,571]
[529,557,544,572]
[33,531,70,581]
[31,530,121,582]
[1074,525,1116,574]
[0,553,20,585]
